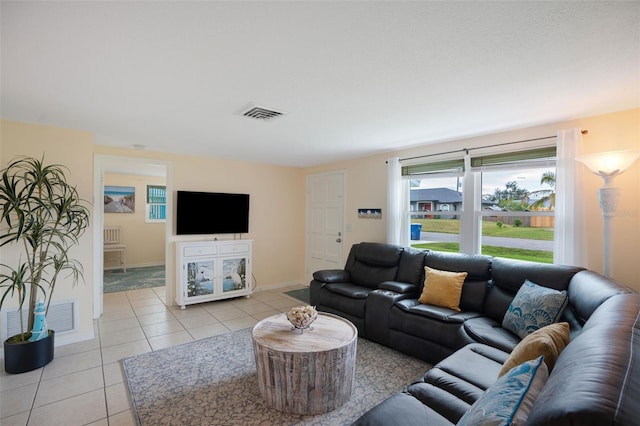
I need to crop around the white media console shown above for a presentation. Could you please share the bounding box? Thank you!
[175,239,253,309]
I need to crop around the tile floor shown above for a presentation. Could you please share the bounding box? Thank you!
[0,284,309,426]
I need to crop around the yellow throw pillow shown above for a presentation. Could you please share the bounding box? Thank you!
[499,322,570,377]
[418,266,467,311]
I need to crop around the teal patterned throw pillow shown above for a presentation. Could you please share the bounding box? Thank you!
[502,280,568,339]
[457,356,549,426]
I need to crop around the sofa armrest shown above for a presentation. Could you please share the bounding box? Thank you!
[380,281,420,295]
[312,269,351,283]
[366,288,419,346]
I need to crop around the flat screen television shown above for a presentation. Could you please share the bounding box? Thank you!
[176,191,250,235]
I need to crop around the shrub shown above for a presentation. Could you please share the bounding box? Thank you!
[514,219,522,227]
[496,221,503,228]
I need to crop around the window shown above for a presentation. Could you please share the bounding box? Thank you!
[473,147,556,263]
[146,185,166,222]
[403,158,464,251]
[404,146,556,263]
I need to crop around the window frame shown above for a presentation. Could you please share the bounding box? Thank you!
[404,144,557,257]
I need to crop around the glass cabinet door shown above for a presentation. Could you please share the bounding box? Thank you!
[222,257,247,293]
[186,260,215,298]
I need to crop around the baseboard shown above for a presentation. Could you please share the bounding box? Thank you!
[254,281,307,292]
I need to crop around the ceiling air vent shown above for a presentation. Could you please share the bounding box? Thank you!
[240,104,286,121]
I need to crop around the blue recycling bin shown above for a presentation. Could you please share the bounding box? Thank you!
[410,223,422,240]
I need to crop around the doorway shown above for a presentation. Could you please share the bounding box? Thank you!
[306,171,346,283]
[93,155,173,319]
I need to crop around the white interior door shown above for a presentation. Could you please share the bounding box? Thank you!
[306,171,345,283]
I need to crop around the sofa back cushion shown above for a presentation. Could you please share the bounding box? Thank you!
[562,270,632,335]
[484,258,583,323]
[396,247,427,286]
[345,242,403,288]
[424,251,492,313]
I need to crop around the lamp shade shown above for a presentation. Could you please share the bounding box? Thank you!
[576,150,640,176]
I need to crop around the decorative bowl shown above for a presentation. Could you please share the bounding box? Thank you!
[286,305,318,333]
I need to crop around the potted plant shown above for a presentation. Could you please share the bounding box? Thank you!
[0,156,90,374]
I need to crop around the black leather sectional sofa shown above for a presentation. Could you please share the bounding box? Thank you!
[309,242,640,425]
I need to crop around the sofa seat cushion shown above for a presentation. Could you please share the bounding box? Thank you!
[407,343,509,423]
[390,302,482,351]
[352,392,454,426]
[396,299,482,323]
[462,317,520,353]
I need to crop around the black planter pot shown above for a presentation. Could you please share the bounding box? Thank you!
[4,330,55,374]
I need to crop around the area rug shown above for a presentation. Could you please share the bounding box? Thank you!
[122,327,430,426]
[284,287,310,304]
[104,265,165,293]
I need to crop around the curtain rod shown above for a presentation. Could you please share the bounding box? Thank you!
[397,130,588,163]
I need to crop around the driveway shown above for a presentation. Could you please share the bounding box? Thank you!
[417,232,553,251]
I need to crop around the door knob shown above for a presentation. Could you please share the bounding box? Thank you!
[336,238,342,243]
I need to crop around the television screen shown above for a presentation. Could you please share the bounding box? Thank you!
[176,191,250,235]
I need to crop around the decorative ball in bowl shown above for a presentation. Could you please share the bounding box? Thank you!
[286,305,318,334]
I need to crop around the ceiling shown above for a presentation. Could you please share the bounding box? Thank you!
[1,1,639,168]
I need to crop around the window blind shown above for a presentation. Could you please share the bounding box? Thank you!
[401,158,465,177]
[470,147,556,169]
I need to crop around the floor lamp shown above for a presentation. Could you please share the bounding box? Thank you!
[576,150,640,276]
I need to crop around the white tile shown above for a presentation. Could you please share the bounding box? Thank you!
[108,409,137,426]
[0,368,42,392]
[101,339,152,365]
[128,297,164,308]
[125,288,158,300]
[187,322,231,340]
[0,383,37,418]
[54,337,100,358]
[98,306,135,322]
[132,303,169,316]
[251,309,280,321]
[210,307,246,321]
[28,388,107,426]
[106,382,131,416]
[42,349,102,380]
[103,361,125,387]
[147,330,193,351]
[142,319,185,338]
[100,326,146,348]
[0,410,29,426]
[224,316,259,331]
[98,317,140,334]
[34,366,104,407]
[177,313,218,329]
[136,310,176,326]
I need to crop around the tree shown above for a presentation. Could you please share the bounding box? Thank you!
[530,171,556,210]
[493,181,529,209]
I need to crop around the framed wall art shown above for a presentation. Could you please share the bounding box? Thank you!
[104,185,135,213]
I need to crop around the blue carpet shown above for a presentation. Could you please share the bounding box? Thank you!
[104,265,165,293]
[284,287,310,304]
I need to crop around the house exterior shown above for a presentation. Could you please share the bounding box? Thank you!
[410,188,497,218]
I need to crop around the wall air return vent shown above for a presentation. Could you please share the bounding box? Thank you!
[240,104,286,121]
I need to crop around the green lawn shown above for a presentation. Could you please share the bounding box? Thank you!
[411,242,553,263]
[412,218,554,241]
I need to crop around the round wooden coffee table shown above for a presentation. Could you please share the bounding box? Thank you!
[251,312,357,415]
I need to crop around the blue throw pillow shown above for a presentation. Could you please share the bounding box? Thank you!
[502,280,568,339]
[457,356,549,426]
